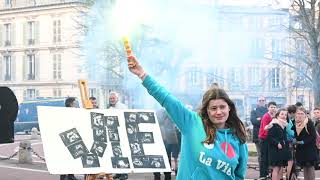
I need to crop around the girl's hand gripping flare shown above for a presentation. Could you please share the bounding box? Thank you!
[127,56,147,80]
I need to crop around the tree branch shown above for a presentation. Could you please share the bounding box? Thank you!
[264,57,312,82]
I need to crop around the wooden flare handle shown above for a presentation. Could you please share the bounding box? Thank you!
[78,79,93,109]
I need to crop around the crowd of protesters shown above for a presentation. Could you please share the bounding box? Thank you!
[250,99,320,180]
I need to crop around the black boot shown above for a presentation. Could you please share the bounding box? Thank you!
[154,172,161,180]
[164,172,171,180]
[67,174,78,180]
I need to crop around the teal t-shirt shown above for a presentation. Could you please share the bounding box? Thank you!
[142,75,248,180]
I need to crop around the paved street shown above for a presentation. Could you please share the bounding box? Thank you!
[0,135,319,180]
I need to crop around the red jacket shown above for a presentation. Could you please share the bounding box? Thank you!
[258,112,272,140]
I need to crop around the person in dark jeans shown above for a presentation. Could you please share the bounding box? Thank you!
[250,96,268,172]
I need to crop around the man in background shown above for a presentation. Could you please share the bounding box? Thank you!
[89,96,99,109]
[250,96,268,172]
[108,91,128,180]
[313,107,320,133]
[108,91,127,109]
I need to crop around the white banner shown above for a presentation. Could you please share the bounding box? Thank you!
[37,106,171,174]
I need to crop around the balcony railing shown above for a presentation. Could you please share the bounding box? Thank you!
[4,40,11,46]
[27,74,35,80]
[28,39,35,45]
[4,74,11,81]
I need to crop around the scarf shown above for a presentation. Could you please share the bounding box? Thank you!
[295,117,309,136]
[264,118,288,130]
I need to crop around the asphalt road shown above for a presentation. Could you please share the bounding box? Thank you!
[0,135,319,180]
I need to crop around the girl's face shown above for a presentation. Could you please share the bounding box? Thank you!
[207,99,230,129]
[295,109,306,123]
[278,110,287,120]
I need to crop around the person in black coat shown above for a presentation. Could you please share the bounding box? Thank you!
[60,97,79,180]
[250,96,268,170]
[293,107,318,180]
[266,108,290,180]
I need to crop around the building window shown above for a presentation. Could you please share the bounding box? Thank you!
[29,0,36,6]
[25,89,36,100]
[251,38,265,58]
[271,67,280,88]
[53,88,62,97]
[5,0,12,8]
[297,95,304,104]
[4,23,11,46]
[89,88,97,98]
[295,65,308,87]
[271,15,282,27]
[53,54,62,80]
[248,67,260,86]
[272,39,282,59]
[206,74,215,87]
[230,68,241,83]
[27,21,35,45]
[53,20,61,43]
[254,16,263,29]
[3,55,12,81]
[187,68,200,86]
[26,54,36,80]
[296,39,305,57]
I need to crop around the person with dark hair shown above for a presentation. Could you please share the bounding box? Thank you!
[313,107,320,130]
[65,97,76,108]
[264,108,290,180]
[292,107,318,180]
[285,105,296,179]
[295,102,303,108]
[258,101,277,179]
[126,56,248,179]
[60,97,79,180]
[0,87,18,144]
[89,96,99,109]
[250,96,268,172]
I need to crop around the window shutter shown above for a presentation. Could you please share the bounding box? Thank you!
[0,24,3,47]
[23,22,27,45]
[36,89,40,98]
[22,55,26,80]
[35,21,40,44]
[35,54,40,80]
[12,0,16,7]
[23,90,26,101]
[11,23,15,46]
[11,55,16,81]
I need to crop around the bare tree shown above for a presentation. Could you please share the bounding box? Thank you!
[267,0,320,107]
[288,0,320,107]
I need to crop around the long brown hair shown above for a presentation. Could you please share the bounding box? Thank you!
[198,88,246,144]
